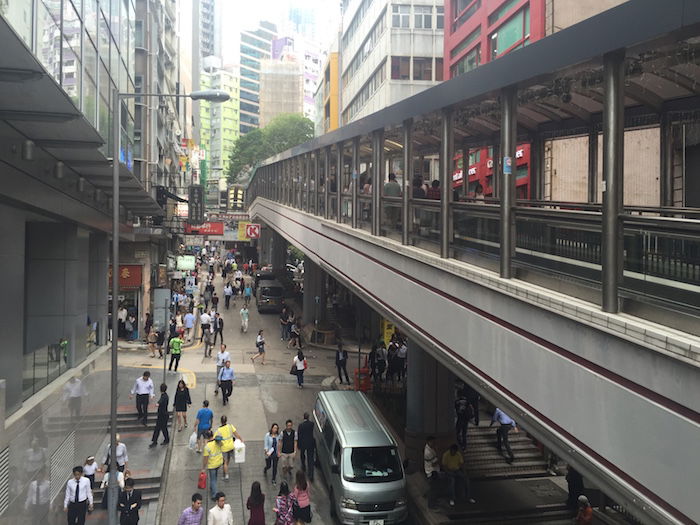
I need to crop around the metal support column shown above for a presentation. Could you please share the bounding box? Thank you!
[602,51,625,313]
[337,141,344,222]
[660,113,673,207]
[371,129,384,236]
[402,119,413,245]
[499,87,517,278]
[323,147,330,219]
[351,137,360,229]
[588,129,599,203]
[530,135,545,200]
[440,109,453,258]
[314,150,320,215]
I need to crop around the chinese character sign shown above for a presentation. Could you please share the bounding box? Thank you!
[188,185,204,224]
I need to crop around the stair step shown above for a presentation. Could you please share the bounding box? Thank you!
[48,413,174,422]
[466,451,544,465]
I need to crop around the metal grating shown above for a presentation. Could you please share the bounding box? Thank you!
[50,431,75,503]
[0,447,9,516]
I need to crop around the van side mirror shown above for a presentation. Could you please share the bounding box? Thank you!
[331,464,340,474]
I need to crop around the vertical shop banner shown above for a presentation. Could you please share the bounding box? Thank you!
[188,185,204,224]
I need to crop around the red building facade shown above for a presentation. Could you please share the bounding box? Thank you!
[444,0,546,198]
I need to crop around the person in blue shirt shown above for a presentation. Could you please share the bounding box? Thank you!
[217,361,236,406]
[244,284,253,306]
[195,400,214,453]
[490,408,518,464]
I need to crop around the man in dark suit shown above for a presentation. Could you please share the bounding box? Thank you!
[297,412,316,482]
[212,313,224,345]
[149,383,170,447]
[335,342,350,384]
[118,478,141,524]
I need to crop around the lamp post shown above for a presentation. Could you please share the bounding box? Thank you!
[109,88,229,525]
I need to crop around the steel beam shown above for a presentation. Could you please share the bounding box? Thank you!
[402,119,413,245]
[352,137,360,229]
[660,113,673,207]
[602,51,625,313]
[588,129,599,203]
[499,87,517,279]
[440,109,453,258]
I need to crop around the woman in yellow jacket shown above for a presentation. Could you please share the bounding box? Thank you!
[214,415,244,480]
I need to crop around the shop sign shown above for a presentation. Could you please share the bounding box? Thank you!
[245,223,261,239]
[134,250,148,259]
[176,255,196,271]
[108,264,143,290]
[467,167,477,176]
[184,222,224,235]
[487,159,494,168]
[170,270,184,279]
[452,170,463,181]
[157,265,168,287]
[516,148,524,159]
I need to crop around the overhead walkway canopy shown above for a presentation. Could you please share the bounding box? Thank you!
[248,2,700,524]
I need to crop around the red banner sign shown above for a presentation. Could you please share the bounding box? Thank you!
[184,222,225,235]
[108,264,143,289]
[245,223,261,239]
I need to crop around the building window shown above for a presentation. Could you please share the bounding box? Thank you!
[414,6,432,29]
[450,26,481,59]
[391,56,410,80]
[413,57,432,80]
[134,20,144,48]
[392,5,410,28]
[453,0,481,33]
[435,58,444,81]
[450,45,480,78]
[436,6,444,29]
[488,0,520,26]
[490,6,530,60]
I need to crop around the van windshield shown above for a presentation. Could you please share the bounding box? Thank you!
[260,286,283,297]
[344,447,403,483]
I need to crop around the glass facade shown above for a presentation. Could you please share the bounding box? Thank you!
[5,0,136,155]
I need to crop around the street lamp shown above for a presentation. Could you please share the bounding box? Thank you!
[108,87,230,525]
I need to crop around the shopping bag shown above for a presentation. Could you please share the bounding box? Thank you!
[233,440,246,464]
[188,431,197,451]
[197,471,207,489]
[290,364,298,375]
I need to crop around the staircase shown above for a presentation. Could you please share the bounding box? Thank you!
[464,425,549,480]
[92,475,162,505]
[48,412,174,434]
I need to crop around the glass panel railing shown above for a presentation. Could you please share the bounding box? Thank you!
[358,195,372,232]
[453,202,501,266]
[329,192,338,220]
[381,197,403,241]
[409,200,440,254]
[341,195,353,224]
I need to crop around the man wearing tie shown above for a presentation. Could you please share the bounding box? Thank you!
[63,466,93,525]
[118,477,142,524]
[212,313,224,345]
[129,370,155,426]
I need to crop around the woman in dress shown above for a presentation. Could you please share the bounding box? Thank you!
[292,470,312,524]
[246,481,265,525]
[273,481,294,525]
[251,329,265,364]
[292,350,306,389]
[173,379,192,431]
[263,423,280,485]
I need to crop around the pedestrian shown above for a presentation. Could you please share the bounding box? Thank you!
[296,412,316,482]
[367,344,378,380]
[212,313,224,345]
[184,311,195,342]
[215,415,244,481]
[218,361,235,406]
[99,467,124,510]
[376,342,388,381]
[251,330,265,364]
[168,333,184,372]
[211,293,219,311]
[424,436,440,509]
[464,384,480,425]
[63,375,86,419]
[126,314,136,341]
[244,283,252,305]
[566,466,585,508]
[100,434,128,473]
[575,495,593,524]
[292,350,306,388]
[286,308,295,340]
[83,456,97,489]
[288,318,302,349]
[214,344,231,396]
[240,304,249,333]
[118,477,142,524]
[144,313,153,340]
[239,279,245,297]
[201,431,223,501]
[147,329,157,358]
[335,342,349,384]
[279,420,297,480]
[209,492,233,525]
[292,470,312,524]
[118,305,128,338]
[454,388,473,451]
[149,383,170,447]
[263,423,281,485]
[395,339,407,380]
[246,481,265,525]
[177,493,204,525]
[199,311,211,343]
[129,371,154,426]
[441,443,475,506]
[490,407,518,464]
[174,379,192,432]
[203,328,215,358]
[195,400,214,453]
[63,466,93,525]
[156,329,165,358]
[224,283,234,310]
[24,469,50,517]
[273,481,294,525]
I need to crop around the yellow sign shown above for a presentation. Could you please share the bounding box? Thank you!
[381,318,396,347]
[237,221,250,240]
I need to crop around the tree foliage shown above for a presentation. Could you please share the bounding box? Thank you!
[228,113,314,183]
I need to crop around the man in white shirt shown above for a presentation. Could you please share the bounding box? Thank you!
[424,436,440,509]
[199,311,211,343]
[208,492,233,525]
[63,465,93,524]
[129,371,155,426]
[25,469,50,515]
[63,376,87,419]
[214,344,231,396]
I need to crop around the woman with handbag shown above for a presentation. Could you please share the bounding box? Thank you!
[292,350,306,389]
[251,330,265,365]
[292,470,312,524]
[263,423,281,485]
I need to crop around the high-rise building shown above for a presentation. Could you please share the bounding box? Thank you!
[239,21,277,134]
[340,0,445,125]
[319,51,340,134]
[260,59,304,126]
[200,0,221,58]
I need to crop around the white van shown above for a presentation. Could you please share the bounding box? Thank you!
[313,391,408,524]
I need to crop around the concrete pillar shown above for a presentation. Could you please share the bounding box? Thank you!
[302,258,326,326]
[499,87,517,278]
[440,109,453,258]
[271,231,287,272]
[88,233,109,347]
[405,343,454,464]
[0,204,25,413]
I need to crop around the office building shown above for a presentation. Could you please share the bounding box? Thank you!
[239,21,277,134]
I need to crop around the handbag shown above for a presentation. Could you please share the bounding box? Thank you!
[197,471,207,489]
[290,364,298,375]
